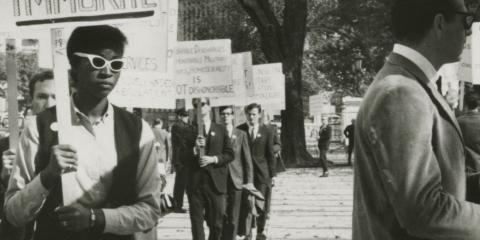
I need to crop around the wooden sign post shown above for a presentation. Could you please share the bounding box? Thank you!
[49,28,78,205]
[193,98,205,157]
[6,39,19,151]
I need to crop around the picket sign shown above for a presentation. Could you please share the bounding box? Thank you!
[1,0,176,205]
[174,39,233,99]
[251,63,285,110]
[49,28,80,205]
[6,39,20,150]
[209,52,253,107]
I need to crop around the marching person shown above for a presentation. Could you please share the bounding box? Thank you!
[317,116,331,177]
[238,103,276,240]
[219,105,254,240]
[171,108,196,213]
[0,69,56,239]
[353,0,480,239]
[187,98,234,240]
[343,119,355,166]
[4,25,161,240]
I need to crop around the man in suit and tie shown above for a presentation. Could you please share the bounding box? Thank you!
[187,98,234,240]
[219,105,254,240]
[171,108,196,213]
[317,116,332,177]
[238,103,275,240]
[353,0,480,239]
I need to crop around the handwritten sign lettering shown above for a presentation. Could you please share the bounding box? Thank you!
[175,39,232,98]
[251,63,285,110]
[1,0,164,30]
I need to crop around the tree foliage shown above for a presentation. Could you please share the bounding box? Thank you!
[0,52,39,104]
[304,0,393,97]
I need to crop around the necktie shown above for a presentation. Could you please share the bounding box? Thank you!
[250,127,255,140]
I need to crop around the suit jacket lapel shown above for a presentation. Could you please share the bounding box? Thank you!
[387,53,464,144]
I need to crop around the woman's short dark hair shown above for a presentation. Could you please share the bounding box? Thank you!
[66,25,128,68]
[391,0,457,43]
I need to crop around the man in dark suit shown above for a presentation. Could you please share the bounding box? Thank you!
[187,98,234,240]
[237,103,275,240]
[219,106,254,240]
[353,1,480,239]
[171,108,196,213]
[317,117,331,177]
[343,119,355,166]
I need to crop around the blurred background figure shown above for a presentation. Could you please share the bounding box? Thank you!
[152,118,171,165]
[152,118,170,191]
[171,108,195,213]
[457,87,480,202]
[317,116,332,177]
[343,119,355,166]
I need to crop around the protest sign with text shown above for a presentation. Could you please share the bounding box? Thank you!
[458,36,471,82]
[471,22,480,85]
[174,39,233,99]
[0,0,168,32]
[210,52,252,107]
[251,63,285,110]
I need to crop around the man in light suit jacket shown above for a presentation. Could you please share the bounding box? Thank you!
[238,103,275,240]
[219,106,254,240]
[187,98,234,240]
[353,0,480,239]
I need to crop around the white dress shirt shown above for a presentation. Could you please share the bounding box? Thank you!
[248,124,259,140]
[4,102,161,235]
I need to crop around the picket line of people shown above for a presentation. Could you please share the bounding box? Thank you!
[0,24,284,240]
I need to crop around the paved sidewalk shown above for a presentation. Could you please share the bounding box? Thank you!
[156,166,353,240]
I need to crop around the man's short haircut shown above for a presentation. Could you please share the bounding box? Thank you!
[153,118,163,127]
[391,0,457,43]
[245,103,262,113]
[29,69,54,98]
[67,25,128,67]
[219,105,234,113]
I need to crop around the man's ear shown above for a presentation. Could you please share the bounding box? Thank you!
[432,13,446,37]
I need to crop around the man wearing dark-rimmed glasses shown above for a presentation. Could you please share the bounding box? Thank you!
[4,25,161,240]
[353,0,480,239]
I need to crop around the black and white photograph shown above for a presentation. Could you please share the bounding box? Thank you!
[0,0,479,239]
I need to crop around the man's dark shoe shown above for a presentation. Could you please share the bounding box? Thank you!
[173,208,187,213]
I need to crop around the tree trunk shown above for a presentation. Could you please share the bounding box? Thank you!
[237,0,314,165]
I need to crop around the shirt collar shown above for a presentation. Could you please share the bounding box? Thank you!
[71,95,113,126]
[393,43,438,83]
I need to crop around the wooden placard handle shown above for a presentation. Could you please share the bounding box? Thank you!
[6,39,19,151]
